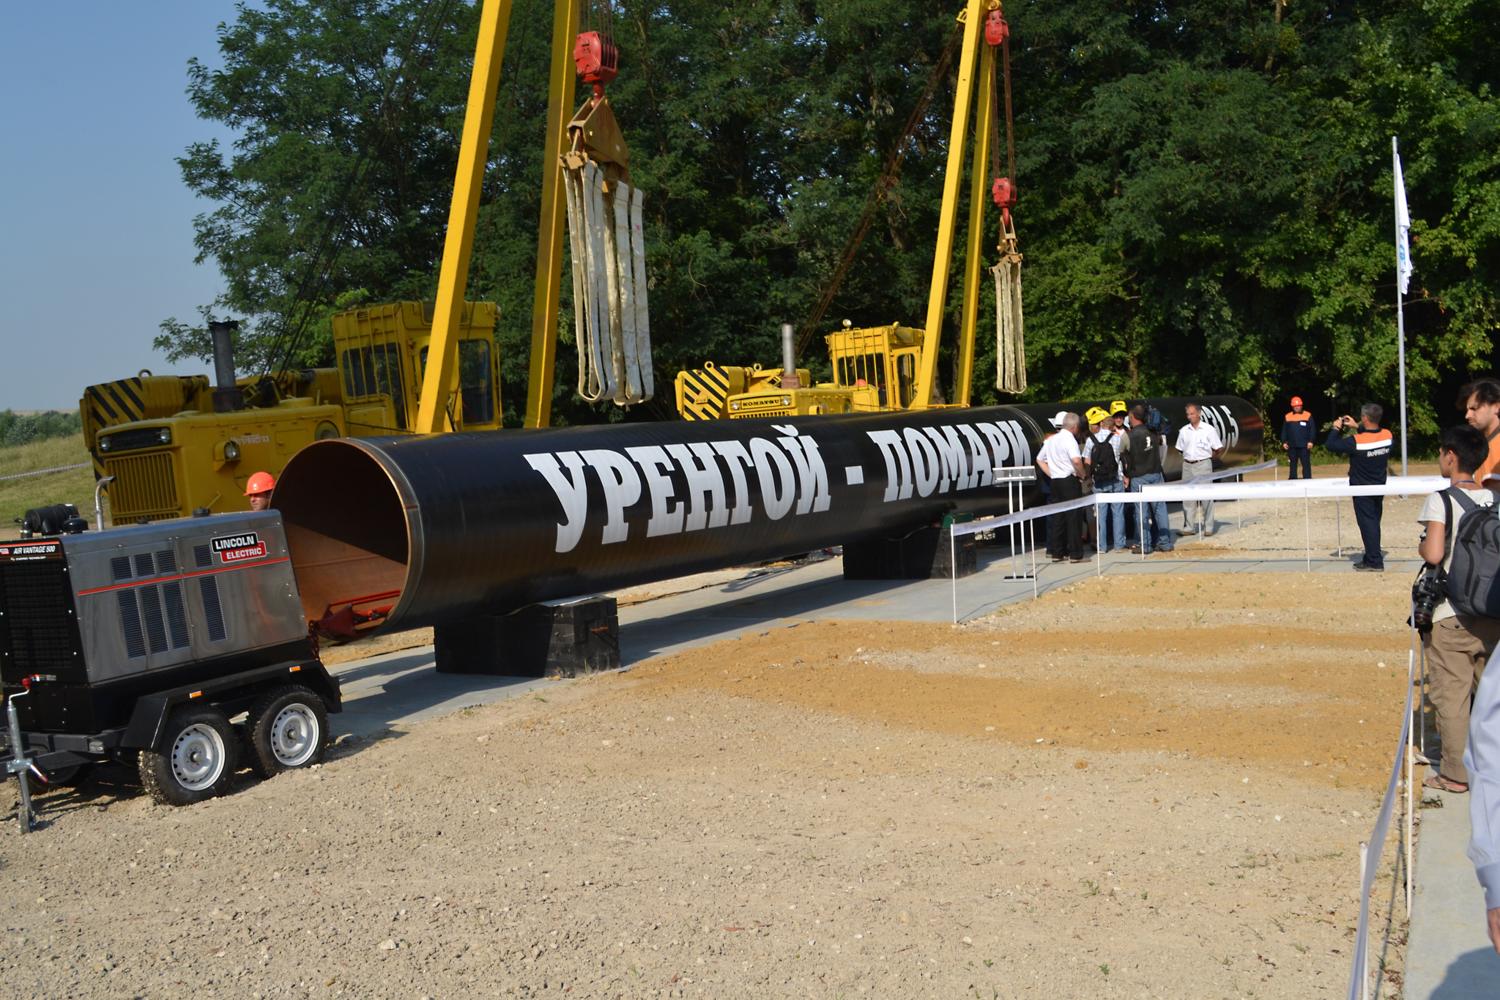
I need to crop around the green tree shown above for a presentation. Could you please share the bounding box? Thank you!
[160,0,1500,441]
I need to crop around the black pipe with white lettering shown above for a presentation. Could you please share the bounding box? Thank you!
[274,398,1261,633]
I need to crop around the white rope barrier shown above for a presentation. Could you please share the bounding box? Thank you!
[1128,474,1445,503]
[1346,631,1417,1000]
[0,462,89,482]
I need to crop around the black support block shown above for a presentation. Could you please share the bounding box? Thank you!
[434,596,620,677]
[841,523,976,580]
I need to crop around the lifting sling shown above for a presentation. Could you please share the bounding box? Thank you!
[561,21,653,406]
[987,6,1026,394]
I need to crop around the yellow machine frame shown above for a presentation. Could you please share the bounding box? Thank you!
[677,0,1002,420]
[83,0,605,522]
[420,0,583,432]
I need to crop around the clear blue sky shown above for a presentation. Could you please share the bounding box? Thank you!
[0,4,242,411]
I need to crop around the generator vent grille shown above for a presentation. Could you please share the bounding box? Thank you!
[162,581,190,649]
[0,561,77,677]
[117,589,146,659]
[139,586,168,654]
[198,576,227,643]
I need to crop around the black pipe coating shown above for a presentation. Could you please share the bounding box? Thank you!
[274,398,1262,632]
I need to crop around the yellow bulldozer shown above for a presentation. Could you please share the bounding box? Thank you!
[80,302,500,522]
[674,0,1026,422]
[83,0,655,524]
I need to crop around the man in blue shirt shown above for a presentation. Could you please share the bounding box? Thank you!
[1324,403,1392,571]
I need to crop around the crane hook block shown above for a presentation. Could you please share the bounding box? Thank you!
[992,176,1017,209]
[574,31,619,91]
[984,11,1009,47]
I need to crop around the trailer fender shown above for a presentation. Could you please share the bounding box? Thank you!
[122,660,341,752]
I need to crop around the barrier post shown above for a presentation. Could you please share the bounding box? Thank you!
[1095,504,1103,577]
[1359,841,1370,1000]
[950,530,958,625]
[1305,496,1312,572]
[1236,470,1243,532]
[1336,502,1344,558]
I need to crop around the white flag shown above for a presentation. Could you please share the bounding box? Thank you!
[1393,138,1413,296]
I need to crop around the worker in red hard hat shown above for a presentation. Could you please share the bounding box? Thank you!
[1281,395,1315,480]
[244,471,276,511]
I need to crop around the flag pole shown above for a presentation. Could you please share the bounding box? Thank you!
[1393,135,1409,476]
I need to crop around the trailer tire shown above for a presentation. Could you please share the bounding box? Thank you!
[139,707,238,806]
[245,686,329,779]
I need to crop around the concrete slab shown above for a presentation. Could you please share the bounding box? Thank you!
[330,646,552,740]
[324,513,1420,737]
[1405,791,1500,998]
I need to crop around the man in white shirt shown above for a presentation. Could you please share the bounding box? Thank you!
[1175,402,1225,535]
[1037,411,1087,562]
[1419,425,1500,794]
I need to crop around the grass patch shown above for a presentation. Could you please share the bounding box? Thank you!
[0,434,97,528]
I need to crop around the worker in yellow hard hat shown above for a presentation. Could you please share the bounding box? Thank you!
[245,471,276,511]
[1085,405,1127,552]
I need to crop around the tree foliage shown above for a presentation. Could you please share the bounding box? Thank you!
[162,0,1500,437]
[0,411,83,447]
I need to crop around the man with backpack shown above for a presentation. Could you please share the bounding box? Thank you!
[1416,425,1500,794]
[1325,403,1393,571]
[1084,406,1126,552]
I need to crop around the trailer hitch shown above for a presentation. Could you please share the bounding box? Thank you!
[5,674,52,834]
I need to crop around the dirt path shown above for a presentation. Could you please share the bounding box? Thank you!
[0,556,1415,997]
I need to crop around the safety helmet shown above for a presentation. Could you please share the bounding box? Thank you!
[1109,399,1128,415]
[1085,406,1109,425]
[1290,395,1303,407]
[244,471,276,497]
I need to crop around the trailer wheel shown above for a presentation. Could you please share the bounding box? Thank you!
[245,686,329,778]
[139,707,238,806]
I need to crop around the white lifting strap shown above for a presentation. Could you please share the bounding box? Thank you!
[564,162,653,405]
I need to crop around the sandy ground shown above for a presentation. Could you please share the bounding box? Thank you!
[0,484,1429,998]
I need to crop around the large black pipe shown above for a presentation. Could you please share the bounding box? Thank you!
[275,398,1262,633]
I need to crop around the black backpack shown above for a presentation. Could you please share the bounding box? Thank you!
[1443,489,1500,618]
[1090,430,1119,482]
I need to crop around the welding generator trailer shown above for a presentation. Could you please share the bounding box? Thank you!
[0,511,340,820]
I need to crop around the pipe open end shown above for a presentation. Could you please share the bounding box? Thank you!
[274,440,412,638]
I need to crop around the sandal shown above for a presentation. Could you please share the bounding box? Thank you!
[1424,774,1469,794]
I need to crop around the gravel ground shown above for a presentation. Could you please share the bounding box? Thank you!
[0,484,1425,998]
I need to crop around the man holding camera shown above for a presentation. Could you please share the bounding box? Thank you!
[1325,403,1392,571]
[1416,426,1500,794]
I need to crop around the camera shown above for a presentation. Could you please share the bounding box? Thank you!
[1412,564,1448,633]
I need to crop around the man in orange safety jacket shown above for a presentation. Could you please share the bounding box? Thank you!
[1280,395,1315,480]
[1325,404,1392,571]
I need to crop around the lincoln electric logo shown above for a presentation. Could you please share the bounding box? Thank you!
[211,532,267,565]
